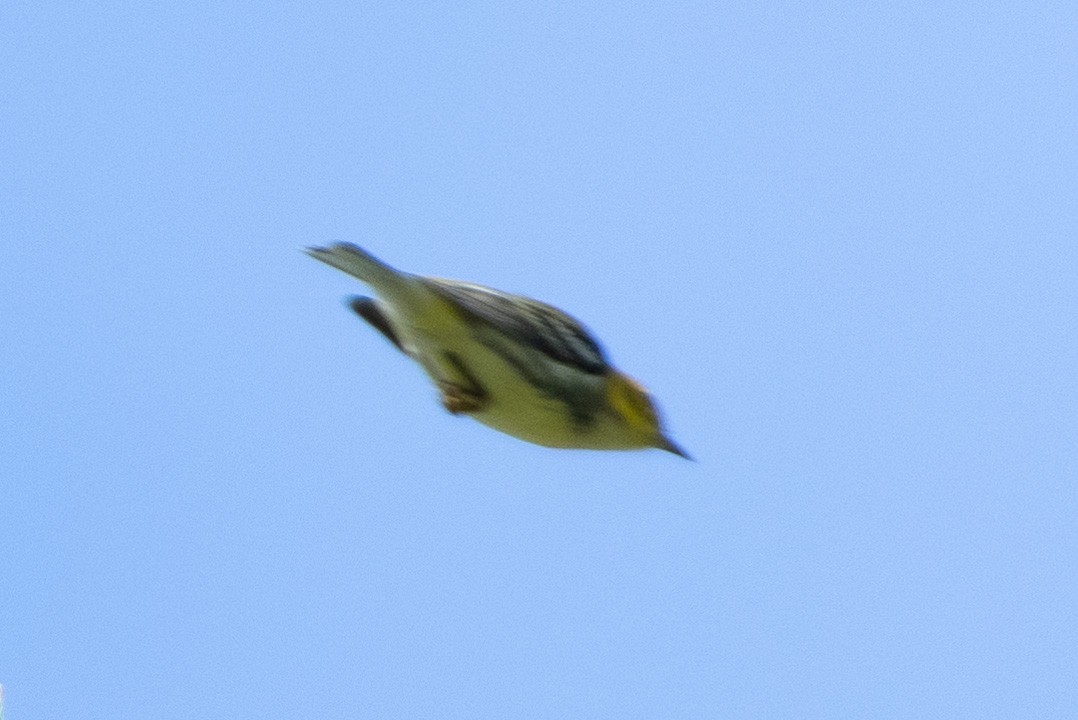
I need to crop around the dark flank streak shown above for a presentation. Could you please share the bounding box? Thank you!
[472,330,599,430]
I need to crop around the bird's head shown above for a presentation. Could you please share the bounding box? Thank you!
[605,372,692,459]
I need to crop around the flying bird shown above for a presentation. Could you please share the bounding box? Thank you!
[307,243,689,458]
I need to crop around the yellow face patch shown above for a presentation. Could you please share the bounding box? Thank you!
[605,373,660,438]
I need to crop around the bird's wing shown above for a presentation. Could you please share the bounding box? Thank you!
[348,296,409,354]
[421,279,609,375]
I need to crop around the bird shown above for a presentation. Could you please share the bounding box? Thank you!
[306,243,690,458]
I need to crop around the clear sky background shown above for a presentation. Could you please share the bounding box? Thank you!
[2,2,1076,718]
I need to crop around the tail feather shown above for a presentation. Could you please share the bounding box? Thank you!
[305,243,407,293]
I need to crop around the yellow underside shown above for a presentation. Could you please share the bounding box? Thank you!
[389,287,649,450]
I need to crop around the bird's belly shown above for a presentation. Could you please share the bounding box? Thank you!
[408,328,639,450]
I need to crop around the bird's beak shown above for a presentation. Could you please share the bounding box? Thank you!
[657,434,693,461]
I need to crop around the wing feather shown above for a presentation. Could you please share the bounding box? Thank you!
[421,279,609,375]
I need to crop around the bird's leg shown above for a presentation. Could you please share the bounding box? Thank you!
[437,381,486,414]
[436,352,488,414]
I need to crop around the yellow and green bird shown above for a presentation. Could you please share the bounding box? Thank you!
[307,243,689,458]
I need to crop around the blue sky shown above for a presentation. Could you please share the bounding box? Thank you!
[2,1,1076,718]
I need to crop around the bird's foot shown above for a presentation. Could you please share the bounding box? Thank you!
[438,381,486,415]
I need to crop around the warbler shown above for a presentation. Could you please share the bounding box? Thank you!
[307,243,690,458]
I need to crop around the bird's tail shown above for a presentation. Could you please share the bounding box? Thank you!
[306,243,409,295]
